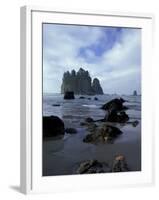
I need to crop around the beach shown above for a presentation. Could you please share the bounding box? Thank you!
[43,94,141,176]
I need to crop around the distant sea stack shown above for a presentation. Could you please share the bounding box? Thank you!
[133,90,137,96]
[61,68,104,95]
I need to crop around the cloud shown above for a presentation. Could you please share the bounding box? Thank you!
[43,24,141,94]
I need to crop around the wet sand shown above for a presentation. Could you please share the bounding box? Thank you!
[43,123,141,176]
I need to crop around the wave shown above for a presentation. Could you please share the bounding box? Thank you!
[82,104,99,108]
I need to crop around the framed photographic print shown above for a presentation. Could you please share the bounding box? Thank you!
[20,6,154,194]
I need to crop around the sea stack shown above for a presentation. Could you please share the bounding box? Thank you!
[61,68,104,95]
[92,78,103,95]
[133,90,137,96]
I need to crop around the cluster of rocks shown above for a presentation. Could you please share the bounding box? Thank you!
[43,98,138,142]
[43,97,138,173]
[81,98,131,144]
[102,98,129,123]
[61,68,103,95]
[76,155,129,174]
[83,123,122,144]
[43,98,135,143]
[76,159,110,174]
[43,116,129,173]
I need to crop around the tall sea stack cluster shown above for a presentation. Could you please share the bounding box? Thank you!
[61,68,103,95]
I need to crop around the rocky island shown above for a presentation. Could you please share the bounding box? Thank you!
[133,90,137,96]
[61,68,104,95]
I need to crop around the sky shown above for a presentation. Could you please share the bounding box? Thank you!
[43,23,141,95]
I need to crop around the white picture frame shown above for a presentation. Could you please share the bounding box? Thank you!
[20,6,154,194]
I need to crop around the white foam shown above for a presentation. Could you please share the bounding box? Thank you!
[82,104,98,108]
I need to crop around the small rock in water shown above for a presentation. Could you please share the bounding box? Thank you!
[79,96,85,99]
[94,97,98,101]
[80,122,87,126]
[64,91,75,99]
[85,117,94,123]
[132,120,139,127]
[65,128,77,134]
[52,104,60,107]
[106,110,129,123]
[88,97,91,100]
[112,155,129,172]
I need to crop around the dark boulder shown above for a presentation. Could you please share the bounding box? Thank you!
[85,117,94,123]
[112,155,129,172]
[94,97,98,101]
[43,116,65,138]
[64,91,75,99]
[106,111,129,123]
[65,128,77,134]
[118,111,129,123]
[101,98,127,111]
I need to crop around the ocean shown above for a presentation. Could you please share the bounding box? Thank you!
[43,93,141,176]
